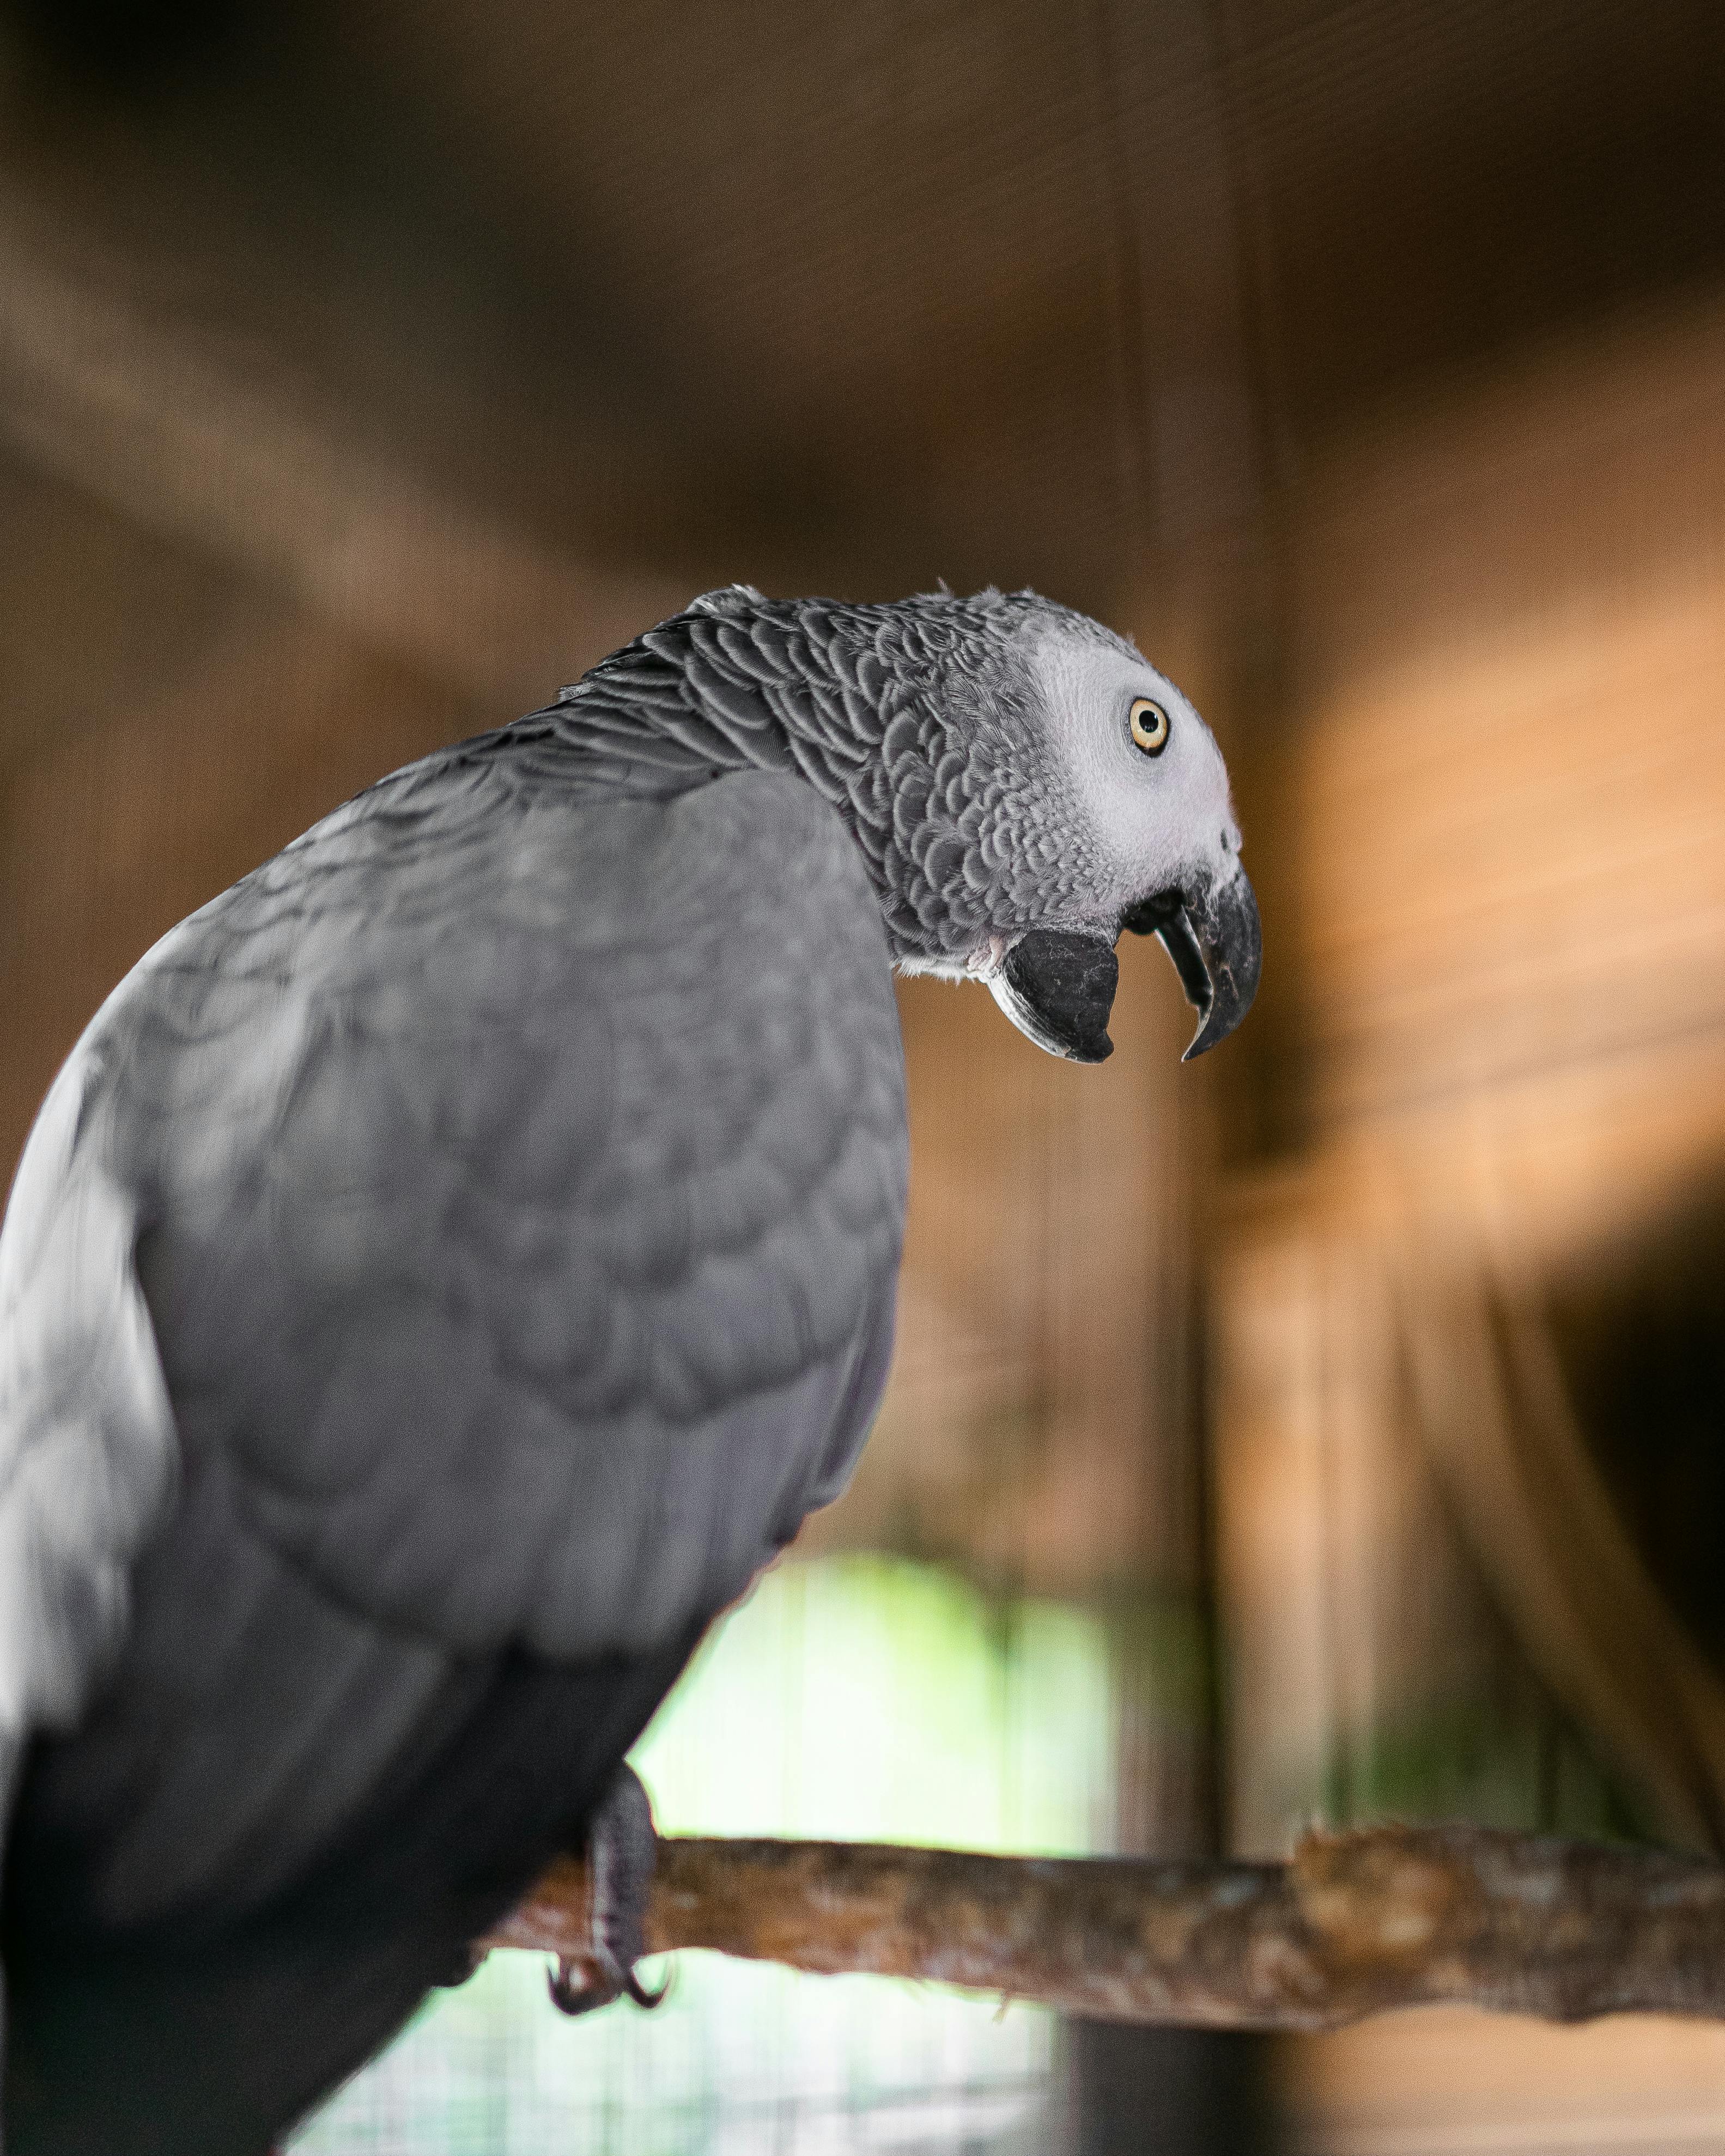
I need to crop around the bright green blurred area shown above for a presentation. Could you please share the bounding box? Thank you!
[290,1554,1118,2154]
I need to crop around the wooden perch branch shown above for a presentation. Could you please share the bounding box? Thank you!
[485,1825,1725,2031]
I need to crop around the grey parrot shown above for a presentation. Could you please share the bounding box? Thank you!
[0,586,1258,2154]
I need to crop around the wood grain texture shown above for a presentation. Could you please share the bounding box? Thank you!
[486,1824,1725,2032]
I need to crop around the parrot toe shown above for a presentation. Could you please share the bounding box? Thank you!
[546,1763,667,2018]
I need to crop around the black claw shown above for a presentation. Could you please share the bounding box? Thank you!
[547,1952,621,2018]
[546,1949,669,2019]
[545,1764,667,2020]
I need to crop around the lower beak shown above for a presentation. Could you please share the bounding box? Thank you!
[988,930,1120,1062]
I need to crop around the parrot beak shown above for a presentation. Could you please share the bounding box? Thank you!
[987,863,1260,1066]
[988,930,1120,1062]
[1121,863,1262,1060]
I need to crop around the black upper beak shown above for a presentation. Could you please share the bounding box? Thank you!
[988,865,1261,1066]
[1121,866,1262,1060]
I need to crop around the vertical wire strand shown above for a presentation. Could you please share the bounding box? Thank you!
[1084,0,1155,566]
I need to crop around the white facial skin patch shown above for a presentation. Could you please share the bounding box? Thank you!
[1029,629,1241,930]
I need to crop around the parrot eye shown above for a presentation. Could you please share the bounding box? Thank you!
[1129,697,1170,756]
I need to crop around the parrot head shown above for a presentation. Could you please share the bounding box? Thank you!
[915,594,1260,1064]
[561,585,1260,1064]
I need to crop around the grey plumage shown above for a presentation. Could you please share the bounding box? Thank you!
[0,587,1256,2154]
[495,588,1177,962]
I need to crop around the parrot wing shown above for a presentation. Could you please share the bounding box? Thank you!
[1,758,906,2151]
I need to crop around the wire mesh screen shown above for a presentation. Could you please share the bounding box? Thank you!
[291,1954,1054,2156]
[289,1555,1120,2153]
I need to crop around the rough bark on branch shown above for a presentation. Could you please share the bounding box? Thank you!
[484,1824,1725,2031]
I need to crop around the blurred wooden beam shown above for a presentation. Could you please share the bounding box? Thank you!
[0,208,687,707]
[488,1822,1725,2033]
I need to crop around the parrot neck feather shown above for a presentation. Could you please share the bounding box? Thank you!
[473,586,1114,970]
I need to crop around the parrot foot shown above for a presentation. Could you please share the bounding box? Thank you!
[546,1763,668,2017]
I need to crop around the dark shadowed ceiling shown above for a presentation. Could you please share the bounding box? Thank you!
[2,0,1722,605]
